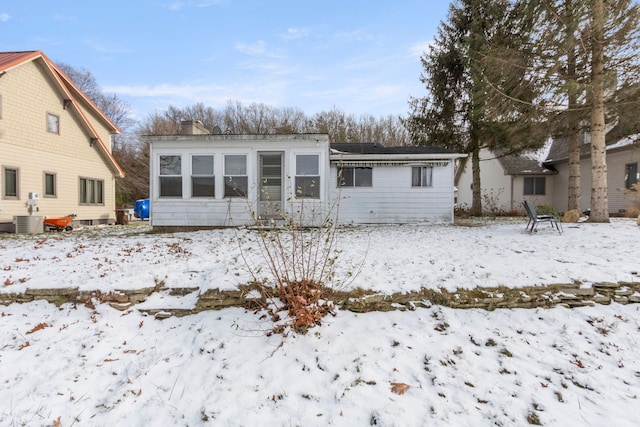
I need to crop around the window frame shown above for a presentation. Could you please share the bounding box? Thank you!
[295,154,321,199]
[224,154,248,198]
[43,172,57,198]
[79,177,104,205]
[625,162,638,190]
[159,155,183,198]
[337,166,373,187]
[523,176,546,196]
[46,112,60,134]
[411,166,433,188]
[191,155,215,198]
[2,166,19,199]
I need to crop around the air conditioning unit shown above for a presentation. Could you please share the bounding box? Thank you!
[14,216,43,234]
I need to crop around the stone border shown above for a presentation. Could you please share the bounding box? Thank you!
[1,281,639,318]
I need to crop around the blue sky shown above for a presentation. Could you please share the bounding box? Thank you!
[1,1,449,120]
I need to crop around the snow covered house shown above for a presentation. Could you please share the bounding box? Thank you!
[146,126,466,229]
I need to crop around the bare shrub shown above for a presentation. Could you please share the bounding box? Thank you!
[239,187,347,333]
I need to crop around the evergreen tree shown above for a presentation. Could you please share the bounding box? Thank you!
[405,0,544,215]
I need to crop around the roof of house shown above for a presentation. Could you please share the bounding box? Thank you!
[545,122,639,165]
[0,51,124,178]
[330,143,459,155]
[495,152,554,175]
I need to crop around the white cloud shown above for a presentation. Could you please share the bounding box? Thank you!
[282,27,310,40]
[335,28,374,43]
[409,41,431,59]
[167,0,221,10]
[84,39,130,54]
[235,40,267,56]
[0,13,9,22]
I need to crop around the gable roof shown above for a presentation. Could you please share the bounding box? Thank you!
[494,151,554,175]
[0,51,124,178]
[545,121,640,165]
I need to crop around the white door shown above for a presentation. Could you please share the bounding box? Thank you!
[258,152,283,219]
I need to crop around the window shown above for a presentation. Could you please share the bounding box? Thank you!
[295,154,320,198]
[159,155,182,197]
[524,177,546,195]
[625,163,638,190]
[47,113,59,134]
[191,155,214,197]
[338,167,372,187]
[79,177,104,205]
[412,166,433,187]
[224,155,248,198]
[3,166,18,199]
[44,172,56,197]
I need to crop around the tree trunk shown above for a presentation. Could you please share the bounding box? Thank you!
[589,0,609,222]
[471,143,482,216]
[566,0,581,212]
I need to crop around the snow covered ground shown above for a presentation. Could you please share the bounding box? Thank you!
[1,218,639,426]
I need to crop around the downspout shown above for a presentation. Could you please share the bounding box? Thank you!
[510,175,516,212]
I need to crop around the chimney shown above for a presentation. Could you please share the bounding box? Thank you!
[181,120,209,135]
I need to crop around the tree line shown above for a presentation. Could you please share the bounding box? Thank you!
[57,63,407,205]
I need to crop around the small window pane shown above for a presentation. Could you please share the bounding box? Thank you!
[524,178,534,195]
[354,168,373,187]
[411,167,421,187]
[535,177,545,195]
[192,155,213,175]
[192,177,214,197]
[626,163,638,189]
[225,155,246,175]
[4,168,18,197]
[160,155,181,175]
[412,167,432,187]
[45,173,56,196]
[295,177,320,198]
[296,155,319,175]
[160,177,182,197]
[47,113,59,134]
[224,177,248,198]
[96,180,104,204]
[338,167,354,187]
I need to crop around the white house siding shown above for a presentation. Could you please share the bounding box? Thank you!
[456,150,512,213]
[329,163,455,224]
[457,149,555,214]
[148,135,330,228]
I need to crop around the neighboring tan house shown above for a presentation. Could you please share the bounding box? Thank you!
[544,129,639,214]
[0,51,124,233]
[456,130,639,215]
[145,124,466,229]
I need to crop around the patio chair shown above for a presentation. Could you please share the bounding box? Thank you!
[522,200,562,234]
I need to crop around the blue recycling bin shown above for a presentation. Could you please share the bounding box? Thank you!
[134,198,150,220]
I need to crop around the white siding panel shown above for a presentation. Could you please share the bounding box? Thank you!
[330,165,454,224]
